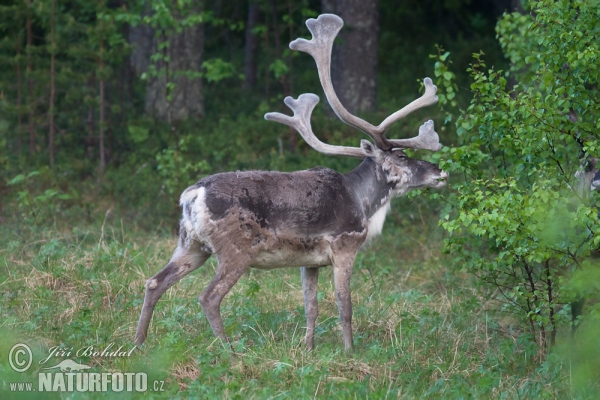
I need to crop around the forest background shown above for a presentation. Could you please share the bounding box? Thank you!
[1,0,599,398]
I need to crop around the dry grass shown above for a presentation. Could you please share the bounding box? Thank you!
[0,217,587,398]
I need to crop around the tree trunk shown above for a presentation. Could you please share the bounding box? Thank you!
[144,17,205,123]
[26,0,36,155]
[263,14,270,100]
[286,0,296,151]
[49,0,56,167]
[269,0,295,150]
[243,1,260,91]
[99,20,106,174]
[321,0,379,113]
[87,80,95,161]
[128,13,154,77]
[16,36,22,154]
[99,74,105,173]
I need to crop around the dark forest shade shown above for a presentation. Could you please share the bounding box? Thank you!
[0,0,514,171]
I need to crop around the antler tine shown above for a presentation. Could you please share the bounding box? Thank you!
[265,94,366,159]
[387,120,441,151]
[290,14,389,149]
[291,14,441,152]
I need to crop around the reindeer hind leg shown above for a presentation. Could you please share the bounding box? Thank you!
[198,258,250,344]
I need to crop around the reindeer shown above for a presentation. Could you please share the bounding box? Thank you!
[135,14,449,351]
[571,110,599,330]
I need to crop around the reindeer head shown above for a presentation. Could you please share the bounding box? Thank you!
[576,156,600,193]
[264,14,447,194]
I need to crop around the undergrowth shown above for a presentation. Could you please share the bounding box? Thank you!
[0,198,595,399]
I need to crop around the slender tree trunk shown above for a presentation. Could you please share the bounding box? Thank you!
[0,178,4,224]
[16,36,23,154]
[286,0,296,151]
[321,0,379,113]
[161,30,172,127]
[49,0,56,167]
[539,329,547,361]
[270,0,289,96]
[270,0,294,150]
[99,33,106,174]
[286,0,294,96]
[99,77,105,173]
[87,79,95,161]
[26,0,36,155]
[264,14,270,100]
[243,1,259,91]
[546,261,556,346]
[118,0,128,116]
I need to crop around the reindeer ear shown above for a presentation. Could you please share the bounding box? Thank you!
[360,140,382,158]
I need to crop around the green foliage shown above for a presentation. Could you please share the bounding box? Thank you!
[431,45,460,124]
[156,144,210,195]
[268,58,289,80]
[7,168,76,225]
[441,0,600,357]
[202,58,241,83]
[0,0,129,175]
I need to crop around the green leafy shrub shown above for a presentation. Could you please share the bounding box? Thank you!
[442,0,600,358]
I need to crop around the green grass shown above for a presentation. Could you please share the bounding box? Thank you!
[0,202,595,399]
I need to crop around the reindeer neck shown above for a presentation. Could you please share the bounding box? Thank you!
[343,157,395,219]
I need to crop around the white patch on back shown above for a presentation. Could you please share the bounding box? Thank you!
[180,187,212,248]
[180,186,200,205]
[365,201,391,242]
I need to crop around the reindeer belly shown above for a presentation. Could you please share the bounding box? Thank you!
[252,237,331,268]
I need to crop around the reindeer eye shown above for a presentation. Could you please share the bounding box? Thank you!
[397,154,407,160]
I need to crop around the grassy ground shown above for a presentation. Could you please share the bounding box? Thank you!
[0,199,593,399]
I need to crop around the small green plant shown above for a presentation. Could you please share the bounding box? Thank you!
[7,168,75,225]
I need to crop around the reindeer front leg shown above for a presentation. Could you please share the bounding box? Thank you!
[301,267,319,350]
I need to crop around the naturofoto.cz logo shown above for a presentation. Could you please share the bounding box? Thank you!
[7,343,165,393]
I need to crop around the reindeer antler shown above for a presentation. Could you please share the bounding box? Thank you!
[265,94,365,158]
[266,13,442,156]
